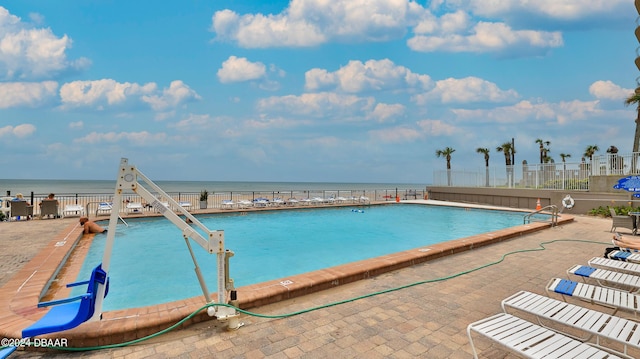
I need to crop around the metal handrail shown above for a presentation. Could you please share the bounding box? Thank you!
[523,205,559,226]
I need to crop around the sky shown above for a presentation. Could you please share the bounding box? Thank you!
[0,0,637,184]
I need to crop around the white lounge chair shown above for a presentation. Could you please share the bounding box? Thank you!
[63,204,85,218]
[178,201,191,211]
[547,277,640,317]
[609,250,640,263]
[271,198,284,207]
[588,257,640,276]
[467,313,621,359]
[154,201,170,213]
[359,196,370,204]
[126,202,143,214]
[311,197,324,205]
[253,198,269,207]
[95,202,112,216]
[299,198,311,206]
[221,200,235,209]
[237,199,252,209]
[568,264,640,293]
[502,290,640,358]
[286,198,299,206]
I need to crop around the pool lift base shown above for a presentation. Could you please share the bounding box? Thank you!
[98,158,241,331]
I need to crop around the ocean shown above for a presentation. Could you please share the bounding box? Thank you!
[0,179,428,196]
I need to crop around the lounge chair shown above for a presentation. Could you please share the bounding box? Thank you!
[588,256,640,276]
[547,277,640,317]
[9,200,33,221]
[39,199,59,219]
[467,312,621,359]
[22,264,108,338]
[178,201,191,210]
[608,250,640,263]
[154,201,170,213]
[95,202,113,217]
[125,202,143,214]
[237,199,252,209]
[286,198,299,206]
[253,198,269,207]
[221,200,235,209]
[271,198,284,207]
[311,197,324,205]
[610,207,636,234]
[359,196,370,204]
[502,290,640,358]
[62,204,85,218]
[568,264,640,293]
[299,198,311,206]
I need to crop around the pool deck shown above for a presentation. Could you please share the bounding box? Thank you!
[1,200,626,358]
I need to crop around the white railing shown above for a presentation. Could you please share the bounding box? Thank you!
[432,152,640,189]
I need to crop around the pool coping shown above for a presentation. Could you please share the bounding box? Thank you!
[0,201,574,348]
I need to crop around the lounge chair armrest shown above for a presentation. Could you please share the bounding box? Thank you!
[37,293,92,308]
[66,279,90,287]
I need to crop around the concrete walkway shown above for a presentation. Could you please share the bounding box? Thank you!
[1,214,626,358]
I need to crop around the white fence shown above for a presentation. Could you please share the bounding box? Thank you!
[432,152,640,190]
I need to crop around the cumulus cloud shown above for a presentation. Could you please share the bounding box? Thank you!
[217,56,266,83]
[211,0,425,48]
[414,77,518,104]
[60,79,156,108]
[451,99,600,125]
[589,80,633,101]
[59,79,199,111]
[369,103,405,122]
[369,126,422,143]
[0,81,58,108]
[141,80,201,111]
[442,0,629,21]
[416,119,458,136]
[0,6,90,80]
[408,21,563,55]
[305,59,432,93]
[0,123,36,138]
[257,92,375,119]
[74,131,168,145]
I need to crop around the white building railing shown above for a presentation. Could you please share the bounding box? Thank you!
[432,152,640,189]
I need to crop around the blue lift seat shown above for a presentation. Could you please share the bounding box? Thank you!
[22,264,108,338]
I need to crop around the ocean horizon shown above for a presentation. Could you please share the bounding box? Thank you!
[0,179,429,196]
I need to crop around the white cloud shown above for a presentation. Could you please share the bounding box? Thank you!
[414,76,518,104]
[408,21,563,54]
[416,119,458,136]
[141,80,201,111]
[0,6,90,80]
[305,59,432,93]
[59,79,199,112]
[451,99,600,125]
[257,92,375,119]
[69,121,83,129]
[589,80,633,101]
[0,81,57,108]
[443,0,629,21]
[74,131,168,145]
[0,123,36,138]
[211,0,425,48]
[369,126,422,143]
[60,79,156,108]
[369,103,405,122]
[217,56,266,83]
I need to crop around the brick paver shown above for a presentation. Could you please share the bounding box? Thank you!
[3,214,626,358]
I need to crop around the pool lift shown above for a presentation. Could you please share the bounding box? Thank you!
[94,158,241,329]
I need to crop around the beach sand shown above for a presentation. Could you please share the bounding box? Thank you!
[1,213,626,358]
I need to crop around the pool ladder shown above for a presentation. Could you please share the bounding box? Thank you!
[523,205,559,227]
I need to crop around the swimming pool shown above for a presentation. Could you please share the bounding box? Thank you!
[74,204,533,310]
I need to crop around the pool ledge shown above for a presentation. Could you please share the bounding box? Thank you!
[0,213,573,348]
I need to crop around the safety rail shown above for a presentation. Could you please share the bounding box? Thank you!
[523,205,559,227]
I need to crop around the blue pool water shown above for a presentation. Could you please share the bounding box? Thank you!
[75,204,531,310]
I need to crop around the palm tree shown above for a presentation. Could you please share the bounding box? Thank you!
[436,147,455,186]
[583,145,599,161]
[535,138,551,163]
[559,153,571,162]
[496,142,514,187]
[476,147,490,187]
[624,89,640,153]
